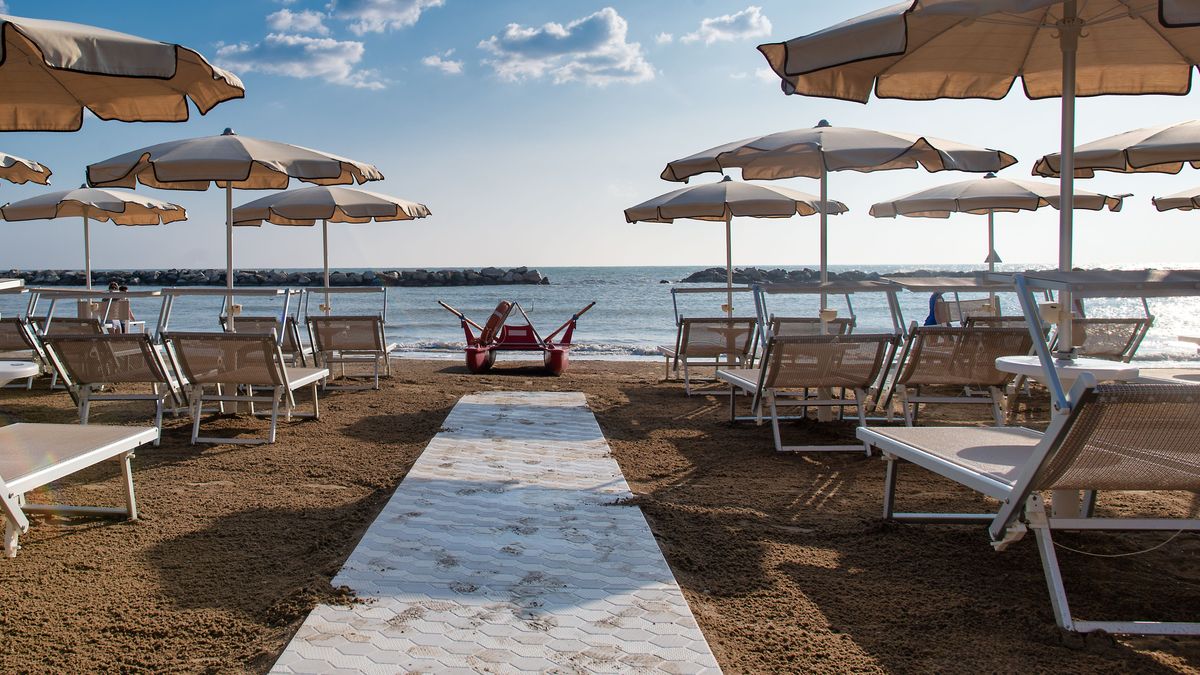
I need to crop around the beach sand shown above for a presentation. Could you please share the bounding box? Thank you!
[0,359,1197,673]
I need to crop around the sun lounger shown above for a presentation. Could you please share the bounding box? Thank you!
[0,317,45,388]
[658,317,757,394]
[42,333,187,445]
[31,316,106,336]
[769,316,855,336]
[1053,317,1151,362]
[163,332,328,444]
[718,333,896,453]
[857,378,1200,636]
[1,423,157,557]
[220,314,313,367]
[306,315,395,389]
[889,326,1032,426]
[963,315,1032,329]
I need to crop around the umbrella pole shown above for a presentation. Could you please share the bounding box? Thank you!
[724,213,733,319]
[226,183,235,330]
[987,210,996,307]
[819,164,828,312]
[323,219,331,316]
[83,214,91,290]
[1056,0,1080,359]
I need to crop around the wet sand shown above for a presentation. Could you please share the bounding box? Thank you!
[0,359,1197,673]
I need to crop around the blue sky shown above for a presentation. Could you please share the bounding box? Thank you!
[2,0,1200,271]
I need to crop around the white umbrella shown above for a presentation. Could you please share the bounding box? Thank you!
[757,0,1200,354]
[0,151,51,185]
[86,128,383,324]
[1,186,186,288]
[232,186,431,314]
[870,173,1125,272]
[625,176,848,317]
[1152,187,1200,212]
[0,14,243,131]
[661,119,1014,307]
[1034,120,1200,177]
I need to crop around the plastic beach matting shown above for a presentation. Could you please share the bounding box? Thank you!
[272,390,721,674]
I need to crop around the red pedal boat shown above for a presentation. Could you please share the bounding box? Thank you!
[438,300,596,375]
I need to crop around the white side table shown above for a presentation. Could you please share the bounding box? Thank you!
[0,361,38,388]
[996,354,1140,518]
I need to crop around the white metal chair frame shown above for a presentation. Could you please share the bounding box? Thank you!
[306,315,395,390]
[657,316,758,394]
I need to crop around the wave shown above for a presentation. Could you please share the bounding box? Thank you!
[392,340,661,357]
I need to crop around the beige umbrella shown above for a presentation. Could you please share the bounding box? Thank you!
[625,177,848,317]
[757,0,1200,355]
[661,119,1014,307]
[1152,187,1200,212]
[232,186,431,314]
[86,128,383,325]
[1,186,186,288]
[0,14,243,131]
[1034,120,1200,177]
[0,151,51,185]
[870,173,1125,273]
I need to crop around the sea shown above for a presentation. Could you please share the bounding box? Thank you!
[5,264,1200,367]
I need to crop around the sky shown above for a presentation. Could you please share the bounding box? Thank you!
[2,0,1200,272]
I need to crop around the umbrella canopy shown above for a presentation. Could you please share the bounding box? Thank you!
[86,129,383,322]
[661,119,1014,305]
[232,186,431,314]
[1034,120,1200,177]
[0,14,243,131]
[1152,187,1200,212]
[625,177,847,316]
[756,0,1200,356]
[870,173,1125,271]
[1,186,186,288]
[0,151,50,185]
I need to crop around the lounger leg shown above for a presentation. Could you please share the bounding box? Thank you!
[153,396,163,447]
[1029,499,1077,631]
[311,382,320,420]
[4,521,18,558]
[268,387,282,444]
[664,356,670,380]
[768,395,784,452]
[855,388,871,456]
[79,386,92,425]
[728,384,737,422]
[190,386,203,445]
[989,387,1005,427]
[683,362,691,396]
[121,452,138,520]
[882,454,899,520]
[900,387,915,427]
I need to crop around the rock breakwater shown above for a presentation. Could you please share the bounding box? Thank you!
[678,267,982,284]
[3,267,550,287]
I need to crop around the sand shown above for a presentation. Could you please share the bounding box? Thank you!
[0,359,1197,673]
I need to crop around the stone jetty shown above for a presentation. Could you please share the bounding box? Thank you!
[678,266,982,284]
[3,267,550,288]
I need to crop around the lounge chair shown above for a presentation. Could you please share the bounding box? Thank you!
[657,317,757,394]
[963,315,1032,329]
[769,316,854,336]
[932,296,999,326]
[857,378,1200,636]
[0,317,45,388]
[163,332,328,444]
[306,316,396,389]
[717,334,896,453]
[42,333,187,445]
[31,316,106,336]
[1052,317,1151,362]
[1,423,157,557]
[220,315,313,367]
[889,326,1032,426]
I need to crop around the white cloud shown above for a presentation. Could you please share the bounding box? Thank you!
[422,49,463,75]
[655,32,673,44]
[755,66,777,83]
[216,33,385,90]
[478,7,654,86]
[330,0,444,34]
[267,9,330,35]
[681,6,772,45]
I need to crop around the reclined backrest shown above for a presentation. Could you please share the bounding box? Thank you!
[0,317,36,352]
[38,317,106,336]
[480,301,514,346]
[165,332,285,387]
[43,333,171,387]
[770,316,854,337]
[1029,384,1200,493]
[897,326,1032,388]
[964,316,1030,329]
[1066,318,1149,362]
[223,315,307,356]
[763,334,895,391]
[678,317,757,358]
[933,297,999,326]
[307,316,385,352]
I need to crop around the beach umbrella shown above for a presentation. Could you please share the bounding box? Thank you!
[757,0,1200,354]
[232,186,431,315]
[85,128,383,325]
[1152,187,1200,212]
[661,119,1014,307]
[625,176,848,317]
[0,14,243,131]
[1,186,185,288]
[870,173,1125,273]
[0,151,50,185]
[1034,120,1200,178]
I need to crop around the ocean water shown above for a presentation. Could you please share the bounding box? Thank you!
[4,265,1200,366]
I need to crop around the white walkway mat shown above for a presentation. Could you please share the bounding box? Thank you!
[272,391,721,674]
